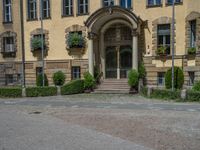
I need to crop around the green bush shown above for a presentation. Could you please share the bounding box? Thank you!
[36,74,49,86]
[186,90,200,102]
[128,69,139,88]
[83,72,95,90]
[138,63,146,79]
[53,71,66,86]
[67,32,85,48]
[31,37,45,50]
[156,46,167,55]
[0,87,22,98]
[61,80,84,95]
[188,47,196,55]
[193,81,200,92]
[26,87,57,97]
[140,86,148,97]
[165,67,184,89]
[150,89,181,100]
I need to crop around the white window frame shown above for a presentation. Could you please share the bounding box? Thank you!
[120,0,132,8]
[3,0,12,22]
[63,0,73,16]
[28,0,37,20]
[147,0,162,6]
[103,0,114,7]
[78,0,88,15]
[43,0,50,18]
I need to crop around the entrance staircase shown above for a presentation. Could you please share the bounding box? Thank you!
[94,79,130,94]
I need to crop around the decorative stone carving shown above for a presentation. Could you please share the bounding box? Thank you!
[185,12,200,54]
[152,17,175,56]
[65,24,87,56]
[0,31,17,58]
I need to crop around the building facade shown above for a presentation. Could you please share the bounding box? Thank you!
[0,0,200,87]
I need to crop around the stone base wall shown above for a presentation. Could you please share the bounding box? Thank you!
[25,59,88,86]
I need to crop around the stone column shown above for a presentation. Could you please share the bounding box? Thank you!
[132,32,138,70]
[88,32,95,76]
[116,46,120,79]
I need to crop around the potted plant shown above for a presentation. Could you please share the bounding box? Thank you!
[67,32,85,55]
[31,37,46,51]
[128,69,139,94]
[156,46,167,56]
[83,71,95,93]
[188,47,196,55]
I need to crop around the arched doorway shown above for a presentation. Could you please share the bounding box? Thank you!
[85,6,141,78]
[104,24,132,79]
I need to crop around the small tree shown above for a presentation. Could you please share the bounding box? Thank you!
[31,37,45,50]
[165,67,184,89]
[138,63,146,79]
[36,74,49,86]
[128,69,139,89]
[53,71,66,86]
[83,72,95,90]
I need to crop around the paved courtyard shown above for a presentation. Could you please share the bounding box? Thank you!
[0,94,200,150]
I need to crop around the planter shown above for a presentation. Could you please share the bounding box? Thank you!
[68,47,85,55]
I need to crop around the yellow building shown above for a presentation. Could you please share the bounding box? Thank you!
[0,0,200,88]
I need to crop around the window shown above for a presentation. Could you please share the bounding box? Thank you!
[190,20,196,48]
[72,66,81,80]
[5,74,14,85]
[63,0,73,16]
[103,0,114,7]
[147,0,162,6]
[3,0,12,23]
[120,0,131,9]
[36,67,43,77]
[3,37,15,53]
[27,0,37,20]
[157,72,165,86]
[78,0,88,15]
[188,72,195,86]
[31,34,46,50]
[42,0,50,19]
[157,24,171,55]
[166,0,182,5]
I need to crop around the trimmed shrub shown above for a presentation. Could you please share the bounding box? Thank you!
[36,74,49,86]
[193,81,200,92]
[26,87,57,97]
[165,67,184,89]
[138,63,146,79]
[61,79,84,95]
[0,87,22,98]
[53,71,66,86]
[150,89,181,100]
[186,90,200,102]
[128,69,139,88]
[84,72,95,90]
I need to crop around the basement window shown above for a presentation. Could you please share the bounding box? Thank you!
[157,72,165,86]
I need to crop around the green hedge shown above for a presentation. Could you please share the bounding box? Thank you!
[61,80,84,95]
[26,87,57,97]
[0,87,22,98]
[150,89,181,100]
[186,90,200,102]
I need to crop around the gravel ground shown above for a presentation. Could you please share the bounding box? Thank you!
[0,94,200,150]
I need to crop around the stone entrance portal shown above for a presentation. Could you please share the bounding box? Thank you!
[85,6,142,79]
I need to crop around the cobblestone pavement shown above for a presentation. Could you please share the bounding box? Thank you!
[0,94,200,150]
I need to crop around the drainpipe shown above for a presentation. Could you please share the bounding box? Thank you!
[20,0,26,88]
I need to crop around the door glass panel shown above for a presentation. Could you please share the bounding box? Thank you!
[106,46,117,78]
[120,46,132,78]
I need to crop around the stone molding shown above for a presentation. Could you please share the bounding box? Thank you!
[185,12,200,54]
[152,16,175,56]
[0,31,17,55]
[30,28,49,52]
